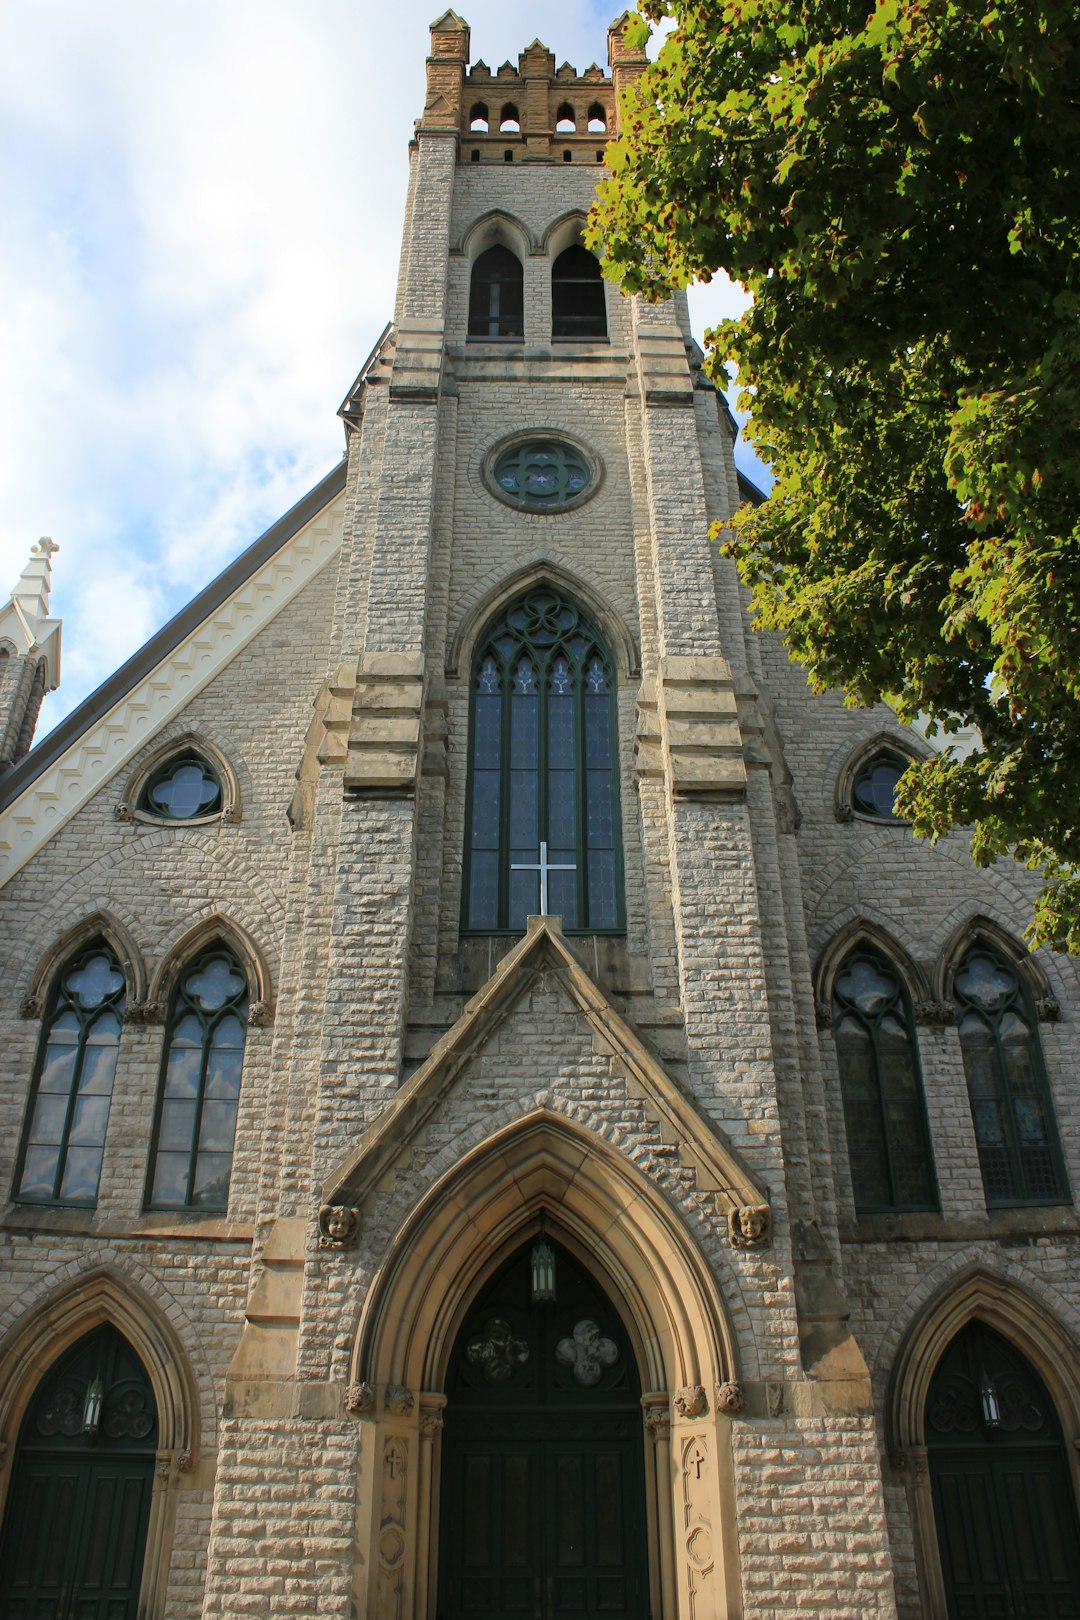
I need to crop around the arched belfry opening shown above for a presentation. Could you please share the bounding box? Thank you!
[0,1324,158,1618]
[437,1236,648,1618]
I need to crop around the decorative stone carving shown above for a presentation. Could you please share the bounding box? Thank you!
[814,1000,832,1030]
[915,999,955,1026]
[385,1385,414,1417]
[115,801,136,822]
[249,999,273,1027]
[555,1319,618,1387]
[419,1411,444,1438]
[125,999,164,1026]
[377,1437,407,1618]
[466,1317,530,1385]
[18,993,43,1020]
[834,802,855,824]
[345,1380,375,1416]
[680,1435,715,1612]
[674,1385,708,1420]
[1036,995,1061,1022]
[318,1205,361,1249]
[715,1381,745,1415]
[176,1449,191,1473]
[643,1406,671,1440]
[728,1204,772,1249]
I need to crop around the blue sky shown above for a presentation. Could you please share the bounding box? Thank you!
[1,1,767,738]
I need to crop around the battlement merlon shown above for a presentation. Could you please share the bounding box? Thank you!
[419,11,648,154]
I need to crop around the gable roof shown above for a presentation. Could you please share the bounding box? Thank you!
[0,460,347,885]
[322,913,771,1215]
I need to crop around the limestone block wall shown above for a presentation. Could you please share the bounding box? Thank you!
[0,560,342,1616]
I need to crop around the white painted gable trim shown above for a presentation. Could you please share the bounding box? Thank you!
[0,490,346,887]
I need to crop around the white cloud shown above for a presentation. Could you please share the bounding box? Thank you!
[1,0,767,739]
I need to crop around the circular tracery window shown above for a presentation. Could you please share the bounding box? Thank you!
[851,756,905,820]
[140,754,223,821]
[485,435,599,512]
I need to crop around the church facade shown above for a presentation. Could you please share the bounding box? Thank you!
[0,14,1077,1619]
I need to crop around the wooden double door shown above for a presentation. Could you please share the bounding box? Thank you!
[927,1322,1080,1619]
[438,1242,649,1620]
[0,1327,157,1620]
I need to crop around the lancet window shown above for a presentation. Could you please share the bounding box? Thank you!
[464,588,622,933]
[15,941,125,1206]
[551,245,607,339]
[831,948,937,1212]
[468,245,525,339]
[146,945,248,1211]
[953,942,1067,1205]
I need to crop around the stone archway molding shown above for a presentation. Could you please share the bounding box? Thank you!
[0,1263,202,1620]
[344,1102,748,1617]
[887,1265,1080,1618]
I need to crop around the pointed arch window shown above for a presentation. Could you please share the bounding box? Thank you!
[551,245,607,339]
[831,949,937,1212]
[146,946,248,1211]
[469,245,524,338]
[464,588,623,934]
[15,941,125,1206]
[953,943,1068,1205]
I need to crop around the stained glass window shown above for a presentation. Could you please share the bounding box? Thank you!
[491,441,592,509]
[16,942,125,1206]
[953,944,1067,1205]
[146,947,248,1211]
[469,245,524,338]
[851,755,905,819]
[464,588,622,933]
[140,753,222,820]
[832,949,937,1212]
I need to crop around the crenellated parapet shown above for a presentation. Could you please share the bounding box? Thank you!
[420,11,647,160]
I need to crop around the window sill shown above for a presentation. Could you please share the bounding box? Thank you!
[0,1202,253,1244]
[840,1204,1078,1244]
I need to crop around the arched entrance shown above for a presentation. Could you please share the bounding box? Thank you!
[0,1324,158,1619]
[437,1238,648,1619]
[926,1321,1080,1617]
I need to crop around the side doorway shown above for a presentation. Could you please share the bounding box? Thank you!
[0,1324,158,1620]
[927,1320,1080,1618]
[438,1239,649,1620]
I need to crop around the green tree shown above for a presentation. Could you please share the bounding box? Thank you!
[590,0,1080,951]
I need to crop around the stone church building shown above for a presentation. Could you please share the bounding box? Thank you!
[0,13,1077,1619]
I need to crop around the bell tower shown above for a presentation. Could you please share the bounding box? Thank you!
[204,15,894,1620]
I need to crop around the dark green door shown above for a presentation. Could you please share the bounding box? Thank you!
[0,1326,157,1620]
[438,1241,649,1620]
[927,1322,1080,1618]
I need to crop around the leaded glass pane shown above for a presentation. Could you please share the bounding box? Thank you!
[16,940,124,1206]
[58,1146,104,1204]
[832,949,936,1212]
[464,590,622,933]
[851,757,904,819]
[140,755,222,820]
[147,946,247,1211]
[953,944,1066,1205]
[492,444,592,509]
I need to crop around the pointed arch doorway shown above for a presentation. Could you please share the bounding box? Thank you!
[437,1238,649,1620]
[926,1321,1080,1617]
[0,1324,158,1620]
